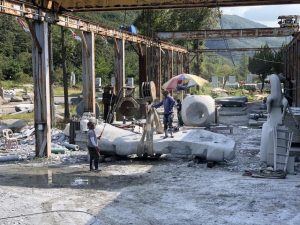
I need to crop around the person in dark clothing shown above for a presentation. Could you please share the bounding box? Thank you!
[176,99,184,127]
[102,86,115,123]
[87,121,100,171]
[152,90,176,138]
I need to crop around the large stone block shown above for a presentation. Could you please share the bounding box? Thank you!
[95,123,235,162]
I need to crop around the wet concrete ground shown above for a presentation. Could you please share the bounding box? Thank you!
[0,160,156,190]
[0,159,300,225]
[0,104,300,225]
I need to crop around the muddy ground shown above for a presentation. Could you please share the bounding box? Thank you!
[0,104,300,225]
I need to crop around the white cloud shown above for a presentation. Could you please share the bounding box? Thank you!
[222,4,300,27]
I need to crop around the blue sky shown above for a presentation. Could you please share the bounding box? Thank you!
[221,4,300,27]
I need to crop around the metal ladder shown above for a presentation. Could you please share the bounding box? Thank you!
[287,106,300,130]
[273,127,293,172]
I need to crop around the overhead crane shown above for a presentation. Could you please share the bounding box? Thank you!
[156,27,298,40]
[192,47,282,53]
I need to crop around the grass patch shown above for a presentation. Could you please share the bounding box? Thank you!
[0,112,34,121]
[54,86,82,97]
[0,81,30,89]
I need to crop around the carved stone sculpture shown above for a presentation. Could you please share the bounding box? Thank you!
[260,74,288,163]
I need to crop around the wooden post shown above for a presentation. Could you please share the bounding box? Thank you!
[138,44,147,97]
[61,27,70,120]
[48,23,56,127]
[161,49,167,86]
[147,45,155,82]
[158,47,162,100]
[169,50,174,80]
[165,50,170,84]
[153,47,162,100]
[82,31,95,114]
[178,52,184,74]
[183,53,190,74]
[115,38,126,96]
[175,52,179,76]
[31,21,51,157]
[295,40,299,105]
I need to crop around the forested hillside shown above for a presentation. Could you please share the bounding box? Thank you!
[0,15,32,82]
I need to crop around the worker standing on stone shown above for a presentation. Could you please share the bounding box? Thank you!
[152,90,176,138]
[87,121,100,171]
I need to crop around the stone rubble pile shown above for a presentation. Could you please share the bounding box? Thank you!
[0,125,86,163]
[248,102,267,127]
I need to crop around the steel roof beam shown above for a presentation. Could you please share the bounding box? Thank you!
[1,0,187,53]
[156,27,298,40]
[32,0,300,11]
[192,47,282,53]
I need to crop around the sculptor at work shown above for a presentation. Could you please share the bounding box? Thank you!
[87,121,100,171]
[152,90,176,138]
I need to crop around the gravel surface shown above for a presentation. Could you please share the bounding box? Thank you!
[0,103,299,225]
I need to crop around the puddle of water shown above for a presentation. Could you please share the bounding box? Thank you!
[70,177,89,186]
[0,167,103,189]
[0,165,148,190]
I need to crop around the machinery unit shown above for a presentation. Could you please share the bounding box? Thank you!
[278,15,299,28]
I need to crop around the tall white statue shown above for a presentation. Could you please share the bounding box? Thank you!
[260,74,288,164]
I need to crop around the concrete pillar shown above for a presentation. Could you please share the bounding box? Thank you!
[82,32,95,114]
[115,38,126,96]
[31,21,51,157]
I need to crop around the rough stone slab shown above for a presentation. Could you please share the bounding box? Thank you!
[0,119,28,132]
[95,123,235,161]
[153,129,235,161]
[15,104,34,112]
[95,123,141,156]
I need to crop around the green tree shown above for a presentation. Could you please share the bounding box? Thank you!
[134,9,219,76]
[248,44,274,91]
[95,38,114,85]
[200,53,235,81]
[2,60,22,80]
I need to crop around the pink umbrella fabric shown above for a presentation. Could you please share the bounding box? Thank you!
[162,73,208,90]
